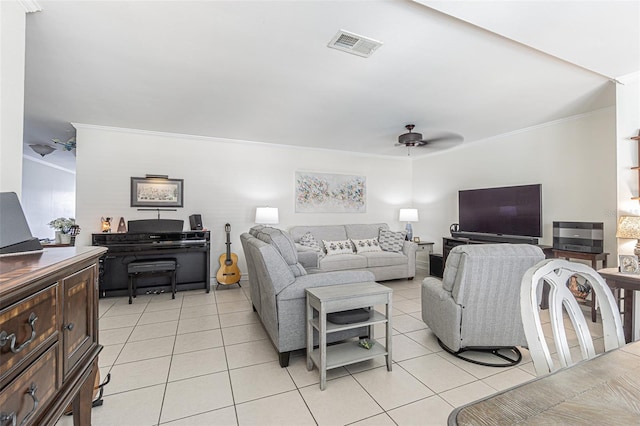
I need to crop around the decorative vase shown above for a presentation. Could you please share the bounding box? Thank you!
[55,230,62,244]
[60,233,71,245]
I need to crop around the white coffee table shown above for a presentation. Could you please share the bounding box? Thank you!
[306,282,392,390]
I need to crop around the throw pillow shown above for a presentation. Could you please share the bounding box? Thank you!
[351,238,382,254]
[322,239,354,256]
[378,228,406,253]
[299,231,322,253]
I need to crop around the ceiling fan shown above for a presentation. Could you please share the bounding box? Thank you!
[396,124,463,155]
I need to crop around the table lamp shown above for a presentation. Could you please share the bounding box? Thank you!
[616,215,640,256]
[399,208,419,241]
[255,207,279,225]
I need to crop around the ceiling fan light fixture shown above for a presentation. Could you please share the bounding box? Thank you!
[398,131,423,146]
[29,144,56,157]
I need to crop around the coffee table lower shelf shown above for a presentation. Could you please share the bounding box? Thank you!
[309,339,387,370]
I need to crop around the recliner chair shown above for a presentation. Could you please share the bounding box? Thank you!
[421,244,545,366]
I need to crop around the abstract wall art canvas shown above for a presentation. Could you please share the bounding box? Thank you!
[295,171,366,213]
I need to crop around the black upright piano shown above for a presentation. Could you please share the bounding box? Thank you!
[92,223,210,297]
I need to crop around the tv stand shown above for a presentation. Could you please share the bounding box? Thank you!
[450,232,538,245]
[443,236,550,265]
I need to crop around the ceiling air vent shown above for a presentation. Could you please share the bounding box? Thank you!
[328,30,383,58]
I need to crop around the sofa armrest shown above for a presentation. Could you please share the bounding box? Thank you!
[402,240,417,256]
[403,241,418,276]
[277,270,375,301]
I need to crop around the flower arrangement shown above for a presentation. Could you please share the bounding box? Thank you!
[48,217,76,234]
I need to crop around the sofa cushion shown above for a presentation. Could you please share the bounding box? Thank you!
[249,225,265,237]
[351,238,382,254]
[255,227,307,277]
[323,239,354,256]
[297,250,319,269]
[319,254,367,271]
[344,223,389,240]
[299,231,323,254]
[378,228,406,253]
[290,225,348,246]
[361,251,407,267]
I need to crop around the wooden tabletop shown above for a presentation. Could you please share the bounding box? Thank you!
[449,341,640,425]
[0,246,107,296]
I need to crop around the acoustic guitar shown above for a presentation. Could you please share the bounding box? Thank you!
[216,223,241,286]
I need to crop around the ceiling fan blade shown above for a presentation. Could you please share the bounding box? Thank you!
[420,132,464,144]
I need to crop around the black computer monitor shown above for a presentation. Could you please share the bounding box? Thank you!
[0,192,43,256]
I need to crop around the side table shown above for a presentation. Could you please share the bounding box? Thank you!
[306,282,392,390]
[598,268,640,343]
[416,241,435,272]
[552,250,609,322]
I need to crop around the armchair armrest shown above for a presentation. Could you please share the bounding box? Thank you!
[421,276,463,351]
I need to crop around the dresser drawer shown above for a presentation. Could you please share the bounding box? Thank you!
[0,285,58,383]
[0,343,59,426]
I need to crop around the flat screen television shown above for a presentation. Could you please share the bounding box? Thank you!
[458,184,542,238]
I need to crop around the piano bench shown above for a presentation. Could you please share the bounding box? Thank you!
[127,259,177,304]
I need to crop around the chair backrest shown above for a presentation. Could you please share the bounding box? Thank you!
[520,259,625,376]
[444,244,545,348]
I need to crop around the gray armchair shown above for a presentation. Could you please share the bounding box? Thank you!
[241,226,375,367]
[421,244,545,366]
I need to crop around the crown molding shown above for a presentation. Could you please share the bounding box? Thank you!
[19,0,42,13]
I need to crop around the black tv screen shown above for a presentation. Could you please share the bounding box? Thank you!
[458,184,542,237]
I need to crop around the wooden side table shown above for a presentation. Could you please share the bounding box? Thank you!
[598,268,640,343]
[306,282,392,390]
[552,250,608,322]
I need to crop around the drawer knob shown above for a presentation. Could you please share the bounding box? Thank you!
[0,313,38,354]
[63,323,74,331]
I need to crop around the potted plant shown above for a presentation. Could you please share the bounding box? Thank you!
[48,217,76,244]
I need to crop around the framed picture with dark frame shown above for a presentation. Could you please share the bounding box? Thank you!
[130,176,184,207]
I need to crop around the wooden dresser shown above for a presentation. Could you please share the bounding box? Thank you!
[0,246,106,426]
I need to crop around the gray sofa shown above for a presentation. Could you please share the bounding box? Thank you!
[289,223,417,281]
[240,226,375,367]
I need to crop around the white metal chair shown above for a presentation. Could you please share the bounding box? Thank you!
[520,259,625,376]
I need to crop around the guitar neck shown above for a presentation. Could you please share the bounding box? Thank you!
[225,224,232,260]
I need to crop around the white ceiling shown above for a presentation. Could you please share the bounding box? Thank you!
[22,0,640,170]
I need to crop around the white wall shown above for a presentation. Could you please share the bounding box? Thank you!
[0,1,27,195]
[616,72,640,244]
[411,107,618,255]
[74,124,412,273]
[616,71,640,340]
[22,157,76,239]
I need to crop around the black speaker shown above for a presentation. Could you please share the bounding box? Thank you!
[553,221,604,254]
[189,214,203,230]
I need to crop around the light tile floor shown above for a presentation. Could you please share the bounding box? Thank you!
[56,271,601,426]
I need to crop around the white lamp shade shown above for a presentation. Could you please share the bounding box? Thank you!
[255,207,279,224]
[399,208,419,222]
